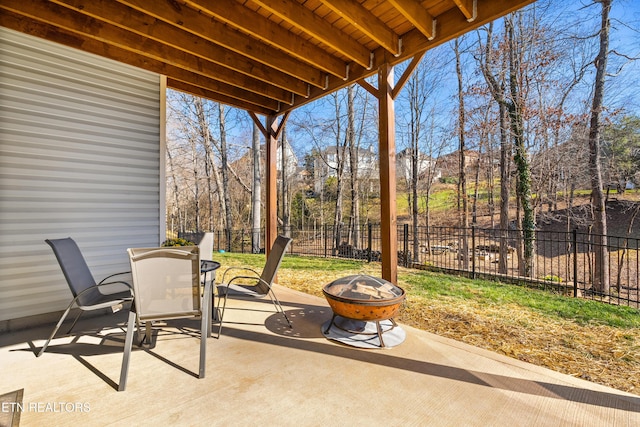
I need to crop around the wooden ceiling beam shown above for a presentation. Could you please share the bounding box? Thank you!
[184,0,348,80]
[399,0,535,60]
[251,0,373,69]
[1,0,296,104]
[387,0,436,40]
[280,0,536,114]
[319,0,400,56]
[0,10,280,113]
[117,0,326,89]
[167,79,274,115]
[50,0,311,95]
[453,0,477,22]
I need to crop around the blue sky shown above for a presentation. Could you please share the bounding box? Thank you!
[178,0,640,162]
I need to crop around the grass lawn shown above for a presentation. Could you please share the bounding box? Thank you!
[214,252,640,396]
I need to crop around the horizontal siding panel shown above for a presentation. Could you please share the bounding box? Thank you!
[0,27,162,322]
[0,36,159,101]
[0,128,158,156]
[0,107,159,143]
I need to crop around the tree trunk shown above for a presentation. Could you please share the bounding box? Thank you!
[346,86,360,247]
[455,38,470,270]
[477,23,512,275]
[408,72,421,262]
[588,0,611,294]
[251,120,261,253]
[218,104,233,250]
[166,146,182,234]
[506,18,535,277]
[498,106,511,275]
[281,126,291,237]
[331,93,347,255]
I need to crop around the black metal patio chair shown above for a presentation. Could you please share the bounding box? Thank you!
[38,238,133,359]
[215,235,293,337]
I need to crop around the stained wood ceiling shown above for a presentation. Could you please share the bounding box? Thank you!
[1,0,535,116]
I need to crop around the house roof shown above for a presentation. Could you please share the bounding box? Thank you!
[1,0,534,116]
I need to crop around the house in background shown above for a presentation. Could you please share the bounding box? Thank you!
[437,149,483,180]
[396,148,442,184]
[312,145,379,195]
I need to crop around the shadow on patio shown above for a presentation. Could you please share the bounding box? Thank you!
[1,286,638,426]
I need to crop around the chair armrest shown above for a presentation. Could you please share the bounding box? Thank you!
[98,271,131,285]
[224,276,272,293]
[96,272,133,295]
[226,275,261,287]
[221,267,260,283]
[73,282,134,302]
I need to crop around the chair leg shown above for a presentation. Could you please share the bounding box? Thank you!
[135,313,143,345]
[37,304,73,357]
[199,299,208,379]
[216,293,229,339]
[118,309,137,392]
[198,279,211,377]
[66,310,84,334]
[269,291,292,328]
[142,322,153,346]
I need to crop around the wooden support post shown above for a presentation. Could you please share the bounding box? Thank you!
[249,112,289,258]
[265,115,278,256]
[378,63,398,284]
[359,55,425,284]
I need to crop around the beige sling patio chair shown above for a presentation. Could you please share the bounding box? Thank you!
[120,246,211,391]
[215,235,293,337]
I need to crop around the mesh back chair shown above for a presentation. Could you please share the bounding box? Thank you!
[120,246,211,391]
[197,232,214,262]
[38,238,133,358]
[216,235,293,337]
[197,232,218,290]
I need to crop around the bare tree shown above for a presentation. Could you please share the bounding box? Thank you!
[397,49,448,258]
[477,22,513,274]
[217,104,233,246]
[280,126,291,237]
[455,38,470,269]
[194,98,222,232]
[251,120,261,253]
[505,15,536,277]
[346,85,360,247]
[588,0,613,294]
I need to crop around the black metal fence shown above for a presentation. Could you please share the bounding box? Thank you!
[184,224,639,309]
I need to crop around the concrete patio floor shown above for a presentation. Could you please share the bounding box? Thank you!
[1,285,639,426]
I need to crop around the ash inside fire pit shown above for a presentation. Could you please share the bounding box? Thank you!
[322,275,406,348]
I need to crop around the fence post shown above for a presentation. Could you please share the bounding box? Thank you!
[324,224,328,258]
[471,225,476,279]
[403,223,409,267]
[367,222,372,263]
[241,229,245,254]
[572,229,578,298]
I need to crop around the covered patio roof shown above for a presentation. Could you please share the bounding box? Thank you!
[1,0,534,115]
[0,0,535,283]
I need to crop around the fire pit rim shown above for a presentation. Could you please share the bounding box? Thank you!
[322,274,406,306]
[322,288,406,305]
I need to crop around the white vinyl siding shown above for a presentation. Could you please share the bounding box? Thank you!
[0,28,163,322]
